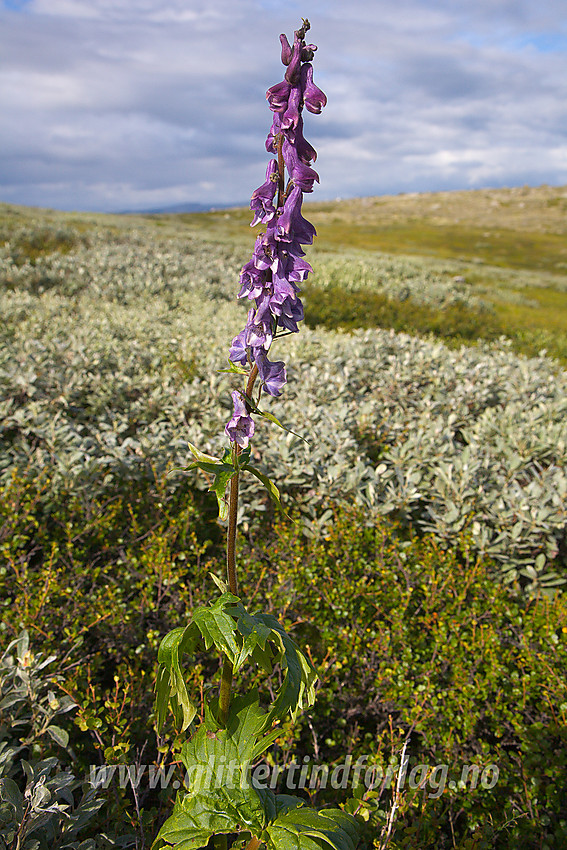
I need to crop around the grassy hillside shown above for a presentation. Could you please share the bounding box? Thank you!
[132,184,567,363]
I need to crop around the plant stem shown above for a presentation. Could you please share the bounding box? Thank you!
[220,364,260,726]
[226,462,240,596]
[219,658,233,726]
[276,134,285,208]
[226,364,259,596]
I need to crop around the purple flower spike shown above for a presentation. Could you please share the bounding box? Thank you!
[225,22,326,442]
[225,391,255,448]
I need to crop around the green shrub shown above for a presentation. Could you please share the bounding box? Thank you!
[303,283,505,345]
[2,473,566,847]
[233,506,567,848]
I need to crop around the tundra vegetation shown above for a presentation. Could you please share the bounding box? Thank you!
[0,94,567,850]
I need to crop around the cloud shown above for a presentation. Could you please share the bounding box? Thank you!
[0,0,566,211]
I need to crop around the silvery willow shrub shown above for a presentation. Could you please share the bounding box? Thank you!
[153,21,361,850]
[0,631,111,850]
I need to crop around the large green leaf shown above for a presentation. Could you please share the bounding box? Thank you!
[182,692,270,770]
[155,623,200,731]
[266,807,360,850]
[224,601,317,728]
[154,792,253,850]
[156,697,280,849]
[253,613,317,726]
[155,595,317,733]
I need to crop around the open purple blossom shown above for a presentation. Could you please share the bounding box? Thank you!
[226,19,325,441]
[255,349,287,397]
[225,391,255,448]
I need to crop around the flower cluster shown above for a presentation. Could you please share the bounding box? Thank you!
[226,20,326,448]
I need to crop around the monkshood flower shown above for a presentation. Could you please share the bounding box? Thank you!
[225,390,255,448]
[226,19,326,439]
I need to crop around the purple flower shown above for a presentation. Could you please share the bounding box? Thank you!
[300,63,327,114]
[295,116,318,164]
[252,226,279,272]
[250,159,279,226]
[281,85,302,134]
[229,330,249,365]
[279,33,293,66]
[277,295,304,333]
[255,349,287,397]
[244,307,273,350]
[283,138,319,192]
[276,185,316,246]
[266,79,290,112]
[238,259,266,301]
[284,31,302,84]
[225,391,255,448]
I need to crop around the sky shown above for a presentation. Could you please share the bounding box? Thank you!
[1,0,566,212]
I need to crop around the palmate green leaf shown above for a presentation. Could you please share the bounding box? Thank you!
[222,691,282,763]
[182,692,274,777]
[156,697,278,850]
[192,595,243,661]
[155,595,317,733]
[154,793,252,850]
[192,594,316,728]
[266,807,360,850]
[222,600,317,728]
[253,613,317,726]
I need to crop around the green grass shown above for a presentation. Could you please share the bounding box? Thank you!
[303,284,506,345]
[311,220,567,275]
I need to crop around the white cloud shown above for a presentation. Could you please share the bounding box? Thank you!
[0,0,566,210]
